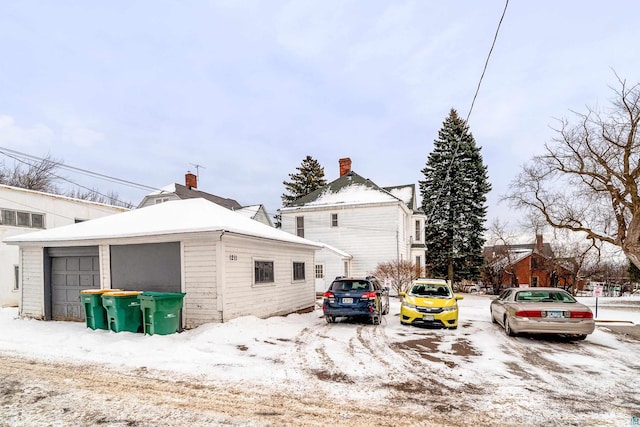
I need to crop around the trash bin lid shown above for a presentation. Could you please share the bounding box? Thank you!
[81,289,123,294]
[102,291,143,297]
[139,291,186,299]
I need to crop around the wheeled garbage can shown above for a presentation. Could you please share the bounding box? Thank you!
[137,292,186,335]
[101,291,143,333]
[80,289,121,330]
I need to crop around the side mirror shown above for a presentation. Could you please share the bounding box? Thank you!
[455,294,464,301]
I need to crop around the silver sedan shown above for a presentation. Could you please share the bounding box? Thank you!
[490,287,595,340]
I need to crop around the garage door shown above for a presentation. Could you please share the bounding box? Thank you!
[49,247,100,321]
[110,242,181,292]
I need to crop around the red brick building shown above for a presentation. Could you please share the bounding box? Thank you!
[483,235,578,292]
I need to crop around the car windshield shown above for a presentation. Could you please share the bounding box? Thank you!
[514,290,577,303]
[330,280,372,292]
[410,284,451,298]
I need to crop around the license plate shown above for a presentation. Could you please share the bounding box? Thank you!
[342,298,353,304]
[423,314,434,321]
[545,310,564,318]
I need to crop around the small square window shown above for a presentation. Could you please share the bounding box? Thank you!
[255,260,274,284]
[31,213,44,228]
[2,209,16,226]
[17,212,30,227]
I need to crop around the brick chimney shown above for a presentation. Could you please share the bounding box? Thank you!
[339,157,352,177]
[185,171,197,189]
[536,234,543,253]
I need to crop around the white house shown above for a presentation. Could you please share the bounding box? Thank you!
[5,198,320,327]
[138,172,273,227]
[278,158,426,292]
[0,184,127,307]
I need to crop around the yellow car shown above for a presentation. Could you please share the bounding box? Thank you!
[399,279,463,329]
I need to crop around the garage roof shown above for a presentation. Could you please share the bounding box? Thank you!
[4,198,322,247]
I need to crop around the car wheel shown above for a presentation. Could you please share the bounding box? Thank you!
[325,315,335,324]
[575,334,587,341]
[504,316,516,337]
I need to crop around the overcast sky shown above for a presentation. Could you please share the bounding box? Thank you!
[1,1,639,228]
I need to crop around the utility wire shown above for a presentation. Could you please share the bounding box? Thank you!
[0,146,159,192]
[424,0,509,224]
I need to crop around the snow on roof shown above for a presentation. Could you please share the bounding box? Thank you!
[147,184,177,195]
[285,184,398,209]
[235,205,261,218]
[4,198,321,247]
[319,242,352,259]
[386,186,413,205]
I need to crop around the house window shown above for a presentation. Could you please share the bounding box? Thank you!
[1,209,44,228]
[17,212,30,227]
[1,209,16,226]
[155,197,170,204]
[331,213,338,227]
[531,276,539,287]
[315,264,324,279]
[296,216,304,238]
[415,220,421,242]
[254,260,274,284]
[293,262,305,281]
[415,255,421,271]
[14,265,19,290]
[31,213,44,229]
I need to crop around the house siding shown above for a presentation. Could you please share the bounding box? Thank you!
[221,234,315,322]
[281,203,407,277]
[19,246,44,319]
[182,235,219,328]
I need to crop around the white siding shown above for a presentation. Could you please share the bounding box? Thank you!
[281,203,408,277]
[0,185,125,307]
[19,246,44,319]
[221,234,315,322]
[182,235,219,328]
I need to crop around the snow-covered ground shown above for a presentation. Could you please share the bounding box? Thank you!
[1,294,639,426]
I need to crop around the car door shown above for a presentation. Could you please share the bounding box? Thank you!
[491,289,512,324]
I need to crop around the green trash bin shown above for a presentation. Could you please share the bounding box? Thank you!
[101,291,143,333]
[80,289,123,330]
[138,292,186,335]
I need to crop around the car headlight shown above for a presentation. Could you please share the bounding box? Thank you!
[402,303,417,310]
[441,306,457,312]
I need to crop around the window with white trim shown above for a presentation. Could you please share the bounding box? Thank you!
[293,262,305,281]
[415,220,421,242]
[254,260,274,284]
[1,209,45,229]
[296,216,304,238]
[315,264,324,279]
[331,213,338,227]
[14,265,19,290]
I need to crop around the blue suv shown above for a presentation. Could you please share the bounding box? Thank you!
[322,276,390,324]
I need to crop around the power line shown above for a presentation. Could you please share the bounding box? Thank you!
[0,146,161,193]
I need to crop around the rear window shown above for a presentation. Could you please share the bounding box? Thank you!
[330,280,373,292]
[515,290,576,303]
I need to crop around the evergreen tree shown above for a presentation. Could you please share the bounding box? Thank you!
[419,109,491,283]
[281,155,327,207]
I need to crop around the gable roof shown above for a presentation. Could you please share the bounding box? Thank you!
[4,198,320,247]
[139,183,242,210]
[383,184,424,213]
[281,171,403,210]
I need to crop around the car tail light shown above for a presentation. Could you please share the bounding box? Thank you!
[323,291,335,298]
[361,291,377,300]
[569,311,594,319]
[515,310,542,318]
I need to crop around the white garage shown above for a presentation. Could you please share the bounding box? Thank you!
[5,198,321,327]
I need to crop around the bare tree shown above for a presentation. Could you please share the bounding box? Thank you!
[66,188,133,209]
[482,219,520,293]
[0,154,61,193]
[504,74,640,268]
[373,260,419,295]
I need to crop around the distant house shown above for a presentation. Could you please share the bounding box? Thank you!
[138,172,273,226]
[5,198,320,327]
[483,234,577,290]
[278,158,426,292]
[0,184,127,308]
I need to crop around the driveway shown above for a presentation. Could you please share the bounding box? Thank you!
[1,295,639,426]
